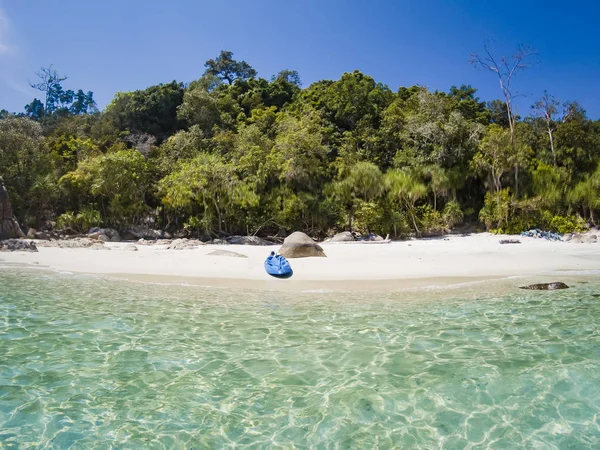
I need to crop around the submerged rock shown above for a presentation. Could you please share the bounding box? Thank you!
[207,249,248,258]
[0,239,38,252]
[279,231,326,258]
[519,282,570,290]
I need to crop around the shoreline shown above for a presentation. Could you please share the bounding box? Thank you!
[2,233,600,292]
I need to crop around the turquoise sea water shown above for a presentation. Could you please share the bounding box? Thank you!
[1,269,600,448]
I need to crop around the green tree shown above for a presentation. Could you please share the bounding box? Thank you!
[104,81,184,140]
[158,153,257,234]
[204,50,257,85]
[385,169,427,236]
[331,161,384,231]
[60,147,149,226]
[0,116,53,225]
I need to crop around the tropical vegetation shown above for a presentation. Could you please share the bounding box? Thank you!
[1,49,598,239]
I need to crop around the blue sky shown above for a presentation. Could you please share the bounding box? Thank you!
[1,0,599,118]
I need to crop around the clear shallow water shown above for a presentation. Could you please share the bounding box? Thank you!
[1,271,600,448]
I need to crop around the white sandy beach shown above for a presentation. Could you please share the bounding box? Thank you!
[1,233,600,291]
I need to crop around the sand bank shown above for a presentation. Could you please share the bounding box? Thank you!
[2,233,599,291]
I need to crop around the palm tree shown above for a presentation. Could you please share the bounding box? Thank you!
[385,169,427,236]
[333,161,384,231]
[569,168,600,223]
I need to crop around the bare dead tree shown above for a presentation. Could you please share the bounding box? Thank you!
[29,65,68,112]
[470,41,537,196]
[122,133,157,158]
[532,91,560,166]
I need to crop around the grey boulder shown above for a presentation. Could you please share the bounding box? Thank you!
[88,228,121,242]
[227,235,273,245]
[279,231,326,258]
[330,231,355,242]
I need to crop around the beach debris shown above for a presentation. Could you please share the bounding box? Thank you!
[123,244,138,251]
[519,282,569,290]
[0,239,38,252]
[0,176,25,240]
[90,242,109,250]
[168,238,205,250]
[520,229,562,241]
[207,249,248,258]
[499,239,521,244]
[279,231,326,258]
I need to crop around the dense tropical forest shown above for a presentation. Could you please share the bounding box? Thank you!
[1,48,599,239]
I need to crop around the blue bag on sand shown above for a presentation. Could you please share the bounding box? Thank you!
[264,251,293,278]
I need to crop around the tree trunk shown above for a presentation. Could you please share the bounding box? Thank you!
[514,165,519,198]
[0,177,25,239]
[347,205,353,232]
[409,206,421,237]
[548,127,556,166]
[212,198,223,234]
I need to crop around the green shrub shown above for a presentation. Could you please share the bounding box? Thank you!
[76,207,101,231]
[352,200,386,235]
[479,190,510,231]
[540,211,587,234]
[57,208,101,232]
[184,216,203,236]
[56,211,78,230]
[418,205,446,235]
[442,200,464,228]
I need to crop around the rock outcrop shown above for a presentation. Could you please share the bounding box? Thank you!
[519,282,570,290]
[0,177,25,240]
[121,226,167,241]
[0,239,38,252]
[279,231,326,258]
[88,228,121,242]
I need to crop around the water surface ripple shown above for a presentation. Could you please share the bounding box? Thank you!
[1,270,600,448]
